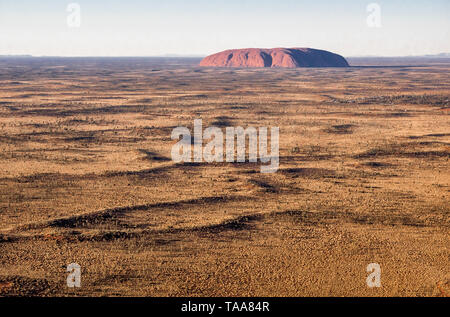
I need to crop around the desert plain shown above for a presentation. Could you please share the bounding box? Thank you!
[0,57,448,296]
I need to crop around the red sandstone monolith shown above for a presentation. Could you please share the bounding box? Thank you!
[200,48,349,68]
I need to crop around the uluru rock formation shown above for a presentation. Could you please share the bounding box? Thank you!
[200,48,349,68]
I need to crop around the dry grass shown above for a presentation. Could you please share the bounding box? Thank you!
[0,57,448,297]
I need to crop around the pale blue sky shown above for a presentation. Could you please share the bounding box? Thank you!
[0,0,449,57]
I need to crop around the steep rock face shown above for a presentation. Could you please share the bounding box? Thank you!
[199,48,349,68]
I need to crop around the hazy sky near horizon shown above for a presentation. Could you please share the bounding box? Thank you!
[0,0,449,57]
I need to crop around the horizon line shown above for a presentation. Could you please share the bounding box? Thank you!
[1,53,450,59]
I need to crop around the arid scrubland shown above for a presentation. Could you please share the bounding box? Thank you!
[0,57,448,296]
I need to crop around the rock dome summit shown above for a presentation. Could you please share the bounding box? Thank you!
[199,48,349,68]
